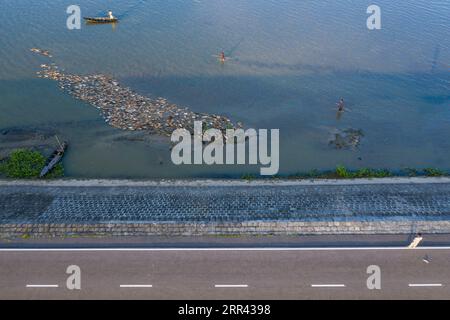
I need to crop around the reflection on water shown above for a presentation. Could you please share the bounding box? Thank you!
[85,22,118,31]
[0,0,449,178]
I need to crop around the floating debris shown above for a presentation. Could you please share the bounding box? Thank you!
[329,128,364,149]
[34,61,239,136]
[30,48,52,58]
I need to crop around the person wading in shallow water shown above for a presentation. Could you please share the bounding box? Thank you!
[337,98,345,112]
[220,51,226,63]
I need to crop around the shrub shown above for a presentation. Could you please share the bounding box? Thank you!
[354,168,372,178]
[241,173,256,181]
[336,165,352,178]
[335,166,392,179]
[423,168,445,177]
[307,169,320,178]
[371,169,392,178]
[403,168,419,177]
[0,149,63,179]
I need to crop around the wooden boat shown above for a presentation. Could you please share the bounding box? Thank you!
[39,141,68,178]
[84,17,118,23]
[84,11,118,23]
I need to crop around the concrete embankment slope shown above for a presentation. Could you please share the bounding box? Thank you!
[0,178,450,238]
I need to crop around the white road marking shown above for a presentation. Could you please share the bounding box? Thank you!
[311,284,346,288]
[408,236,423,249]
[215,284,248,288]
[26,284,59,288]
[408,283,443,287]
[1,247,450,252]
[119,284,153,288]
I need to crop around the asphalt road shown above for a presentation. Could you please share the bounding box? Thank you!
[1,239,450,300]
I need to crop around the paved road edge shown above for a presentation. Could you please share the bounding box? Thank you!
[1,176,450,187]
[2,219,450,239]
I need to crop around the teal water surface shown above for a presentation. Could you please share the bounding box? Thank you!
[0,0,449,178]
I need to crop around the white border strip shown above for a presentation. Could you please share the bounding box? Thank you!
[1,247,450,252]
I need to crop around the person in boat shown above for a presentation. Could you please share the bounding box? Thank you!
[220,51,226,62]
[337,98,345,112]
[84,10,117,23]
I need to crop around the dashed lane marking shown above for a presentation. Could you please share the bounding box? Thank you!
[311,284,346,288]
[408,283,443,287]
[26,284,59,288]
[214,284,249,288]
[119,284,153,288]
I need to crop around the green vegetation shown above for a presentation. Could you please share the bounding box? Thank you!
[202,122,211,133]
[402,167,420,177]
[306,169,320,178]
[241,173,257,181]
[279,166,449,180]
[357,168,392,178]
[335,166,392,179]
[335,165,351,178]
[0,149,63,179]
[423,167,445,177]
[225,123,234,130]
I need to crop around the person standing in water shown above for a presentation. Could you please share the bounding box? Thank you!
[220,51,226,63]
[337,98,345,112]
